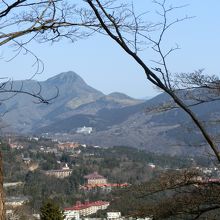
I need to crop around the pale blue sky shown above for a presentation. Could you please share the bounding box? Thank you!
[1,0,220,99]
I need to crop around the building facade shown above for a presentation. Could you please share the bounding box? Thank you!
[84,172,107,186]
[64,201,109,219]
[44,164,72,178]
[107,212,122,219]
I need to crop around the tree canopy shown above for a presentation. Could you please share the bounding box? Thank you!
[40,200,65,220]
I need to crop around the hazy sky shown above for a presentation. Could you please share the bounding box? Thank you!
[1,0,220,99]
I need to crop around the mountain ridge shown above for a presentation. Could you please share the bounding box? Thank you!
[1,71,143,133]
[1,71,220,156]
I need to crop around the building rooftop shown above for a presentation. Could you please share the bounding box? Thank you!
[64,201,109,211]
[84,172,105,180]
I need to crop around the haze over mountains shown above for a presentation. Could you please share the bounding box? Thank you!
[1,71,220,156]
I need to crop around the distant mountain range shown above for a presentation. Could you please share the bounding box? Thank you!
[1,71,220,156]
[0,71,142,132]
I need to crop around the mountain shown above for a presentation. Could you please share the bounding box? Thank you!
[0,71,143,133]
[1,71,220,156]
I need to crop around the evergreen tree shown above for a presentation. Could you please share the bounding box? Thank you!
[40,200,65,220]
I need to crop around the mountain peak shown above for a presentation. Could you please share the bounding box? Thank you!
[108,92,134,100]
[46,71,84,83]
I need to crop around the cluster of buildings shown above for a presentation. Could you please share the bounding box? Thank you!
[63,172,131,219]
[64,204,152,220]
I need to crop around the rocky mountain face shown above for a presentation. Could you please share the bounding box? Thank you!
[1,71,220,156]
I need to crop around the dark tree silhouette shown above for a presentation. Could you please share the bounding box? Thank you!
[40,200,65,220]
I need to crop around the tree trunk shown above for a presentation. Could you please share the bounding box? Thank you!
[0,152,5,220]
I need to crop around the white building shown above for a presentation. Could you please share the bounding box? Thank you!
[76,126,93,134]
[107,212,122,219]
[137,218,153,220]
[148,163,156,169]
[64,201,109,219]
[3,182,23,188]
[6,196,29,207]
[64,210,80,220]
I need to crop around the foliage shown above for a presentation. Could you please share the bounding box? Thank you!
[3,137,218,217]
[2,144,27,182]
[40,200,65,220]
[108,170,220,219]
[39,153,60,171]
